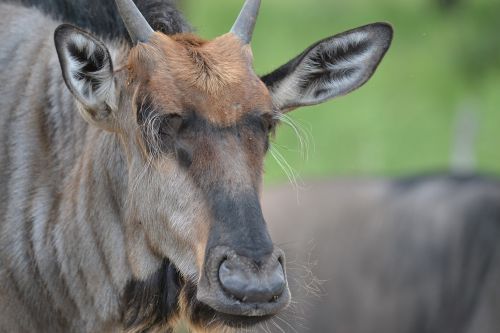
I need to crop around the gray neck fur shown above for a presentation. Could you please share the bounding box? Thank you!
[0,4,142,331]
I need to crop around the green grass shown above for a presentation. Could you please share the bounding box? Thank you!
[181,0,500,184]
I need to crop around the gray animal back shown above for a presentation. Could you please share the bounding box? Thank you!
[0,5,88,331]
[0,0,190,40]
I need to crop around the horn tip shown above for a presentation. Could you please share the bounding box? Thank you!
[230,0,262,44]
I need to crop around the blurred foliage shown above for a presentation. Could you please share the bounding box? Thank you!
[180,0,500,184]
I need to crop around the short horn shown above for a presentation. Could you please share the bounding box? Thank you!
[115,0,154,44]
[230,0,261,44]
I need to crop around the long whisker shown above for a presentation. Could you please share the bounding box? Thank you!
[269,145,300,189]
[276,113,314,161]
[270,318,285,333]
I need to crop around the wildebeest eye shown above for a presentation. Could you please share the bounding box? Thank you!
[155,114,184,157]
[261,113,277,133]
[136,97,184,156]
[158,114,183,138]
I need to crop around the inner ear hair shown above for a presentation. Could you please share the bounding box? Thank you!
[55,24,116,113]
[262,22,393,112]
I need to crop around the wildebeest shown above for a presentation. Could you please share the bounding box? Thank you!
[261,174,500,333]
[0,0,392,332]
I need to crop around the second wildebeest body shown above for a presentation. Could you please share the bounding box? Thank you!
[262,174,500,333]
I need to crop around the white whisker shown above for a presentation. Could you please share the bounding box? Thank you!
[269,145,302,195]
[276,113,314,161]
[270,318,285,333]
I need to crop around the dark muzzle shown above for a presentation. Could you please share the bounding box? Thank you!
[219,251,286,303]
[197,246,290,318]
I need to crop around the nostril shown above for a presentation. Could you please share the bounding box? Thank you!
[218,259,286,304]
[270,262,286,293]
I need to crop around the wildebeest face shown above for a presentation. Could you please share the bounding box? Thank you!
[119,32,291,326]
[54,0,393,330]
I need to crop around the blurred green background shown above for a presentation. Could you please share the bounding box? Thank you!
[181,0,500,185]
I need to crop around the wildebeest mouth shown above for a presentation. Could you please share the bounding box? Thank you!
[181,280,284,329]
[123,259,289,331]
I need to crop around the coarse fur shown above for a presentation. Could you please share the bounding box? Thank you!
[1,0,191,39]
[0,1,393,332]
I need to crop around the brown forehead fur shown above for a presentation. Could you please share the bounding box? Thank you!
[127,32,273,126]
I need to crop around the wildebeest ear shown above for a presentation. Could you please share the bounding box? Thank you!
[54,24,117,130]
[261,23,393,112]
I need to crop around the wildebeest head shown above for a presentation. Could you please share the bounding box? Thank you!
[53,0,392,330]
